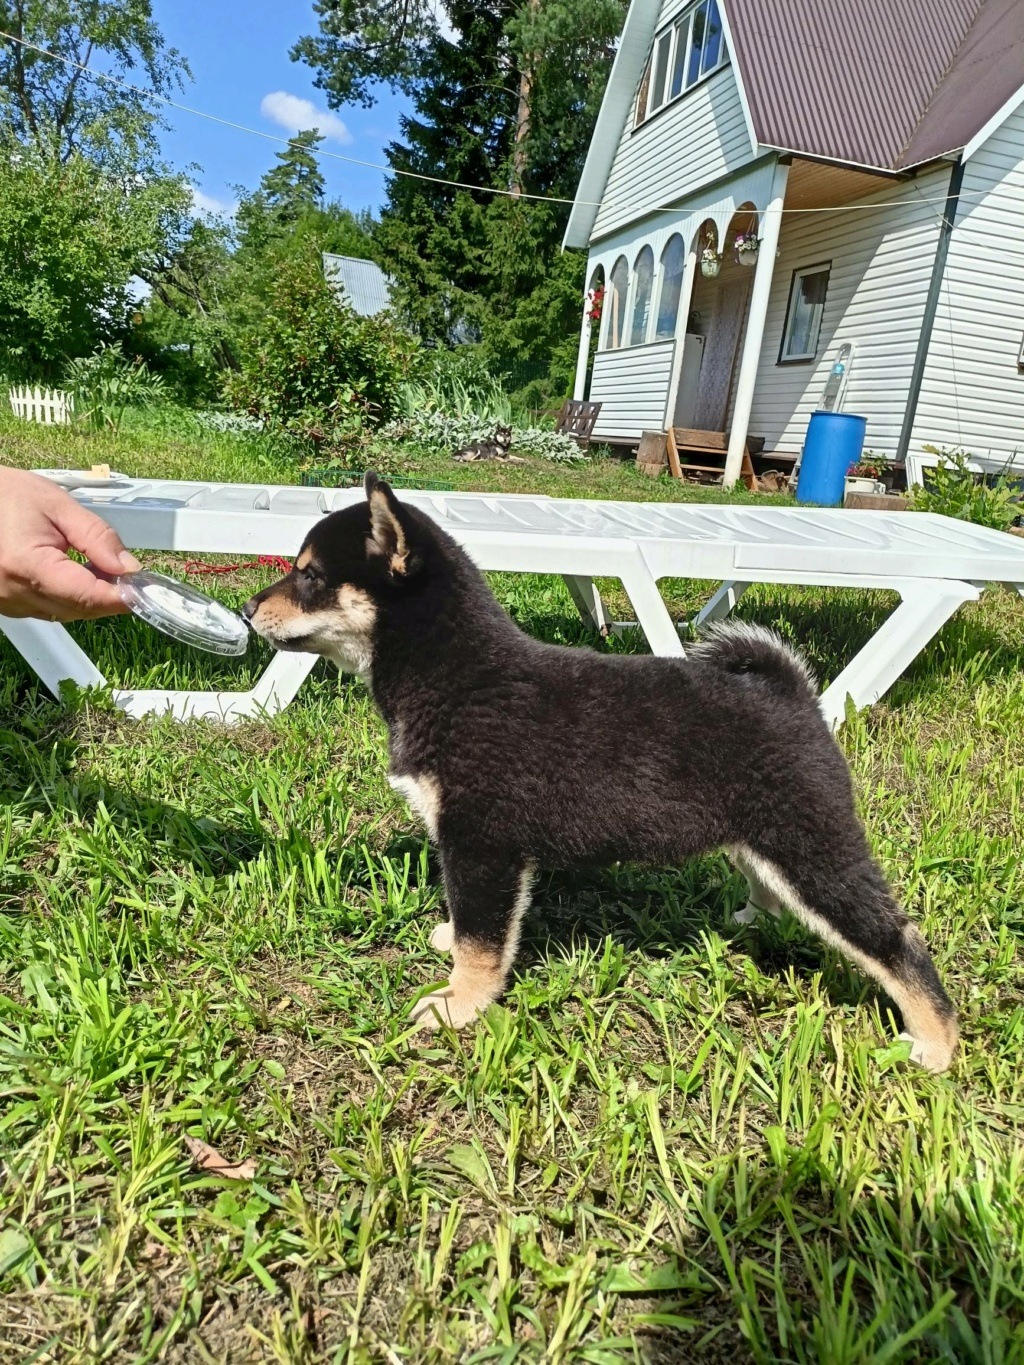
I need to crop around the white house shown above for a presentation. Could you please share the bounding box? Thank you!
[565,0,1024,484]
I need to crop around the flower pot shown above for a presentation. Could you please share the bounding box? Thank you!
[736,243,759,267]
[845,476,886,497]
[700,253,721,279]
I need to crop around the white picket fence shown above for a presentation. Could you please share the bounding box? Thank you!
[8,385,74,425]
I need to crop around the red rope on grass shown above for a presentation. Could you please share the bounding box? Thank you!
[182,554,293,577]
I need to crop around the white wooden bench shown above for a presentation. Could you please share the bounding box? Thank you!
[2,476,1023,729]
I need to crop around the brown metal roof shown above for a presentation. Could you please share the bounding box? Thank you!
[726,0,1024,172]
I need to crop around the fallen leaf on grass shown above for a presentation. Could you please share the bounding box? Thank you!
[184,1136,257,1181]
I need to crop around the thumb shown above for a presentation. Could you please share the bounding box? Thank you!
[52,499,141,576]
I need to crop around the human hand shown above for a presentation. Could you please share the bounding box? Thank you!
[0,467,141,621]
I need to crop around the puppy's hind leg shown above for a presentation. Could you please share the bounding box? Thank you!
[734,843,958,1073]
[729,846,785,925]
[412,854,536,1030]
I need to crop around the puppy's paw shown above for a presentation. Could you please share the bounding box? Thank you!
[411,987,486,1031]
[733,899,781,924]
[898,1030,956,1074]
[429,919,454,953]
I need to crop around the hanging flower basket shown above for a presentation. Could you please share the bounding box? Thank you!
[587,285,605,323]
[734,232,760,267]
[700,247,721,279]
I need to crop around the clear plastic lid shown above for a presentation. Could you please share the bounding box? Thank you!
[116,570,250,656]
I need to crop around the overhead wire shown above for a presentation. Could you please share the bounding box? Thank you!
[0,27,1007,221]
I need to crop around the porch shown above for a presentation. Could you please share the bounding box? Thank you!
[575,157,904,484]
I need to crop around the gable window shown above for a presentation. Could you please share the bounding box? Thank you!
[779,263,831,363]
[636,0,728,125]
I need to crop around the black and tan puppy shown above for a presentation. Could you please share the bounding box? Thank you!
[243,475,958,1071]
[453,424,513,462]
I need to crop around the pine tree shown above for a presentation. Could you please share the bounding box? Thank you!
[294,0,626,392]
[260,129,327,227]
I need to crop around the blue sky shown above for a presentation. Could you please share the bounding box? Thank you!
[150,0,411,219]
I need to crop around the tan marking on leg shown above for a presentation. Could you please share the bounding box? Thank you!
[412,939,504,1030]
[728,846,785,924]
[388,772,441,841]
[501,862,536,974]
[895,924,959,1072]
[732,844,957,1073]
[430,919,454,953]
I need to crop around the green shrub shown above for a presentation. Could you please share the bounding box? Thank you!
[64,346,166,433]
[224,253,420,453]
[909,446,1020,532]
[382,409,586,464]
[384,347,582,463]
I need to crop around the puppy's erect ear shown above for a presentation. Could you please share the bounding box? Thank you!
[364,471,418,577]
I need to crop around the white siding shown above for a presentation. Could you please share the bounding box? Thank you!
[912,101,1024,463]
[590,341,676,438]
[588,156,777,279]
[592,30,756,242]
[746,169,948,459]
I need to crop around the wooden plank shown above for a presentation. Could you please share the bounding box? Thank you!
[674,427,728,451]
[740,448,759,493]
[844,492,910,511]
[665,428,684,481]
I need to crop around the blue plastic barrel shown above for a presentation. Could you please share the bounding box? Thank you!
[795,412,867,506]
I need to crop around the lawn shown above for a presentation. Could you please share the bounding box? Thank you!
[1,410,1022,1363]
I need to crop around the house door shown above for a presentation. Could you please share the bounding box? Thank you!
[693,273,752,431]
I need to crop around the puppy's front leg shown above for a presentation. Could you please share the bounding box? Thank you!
[412,854,535,1030]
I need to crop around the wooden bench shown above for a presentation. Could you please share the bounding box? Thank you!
[667,427,760,491]
[555,399,602,450]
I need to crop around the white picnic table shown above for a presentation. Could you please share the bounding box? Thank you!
[2,477,1023,729]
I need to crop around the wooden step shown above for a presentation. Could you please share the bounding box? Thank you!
[673,427,728,452]
[666,427,759,492]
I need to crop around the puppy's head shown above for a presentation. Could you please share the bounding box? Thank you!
[495,425,513,447]
[242,473,422,675]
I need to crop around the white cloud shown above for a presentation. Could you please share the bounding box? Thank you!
[190,186,236,219]
[260,91,352,146]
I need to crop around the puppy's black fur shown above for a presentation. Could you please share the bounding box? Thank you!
[244,475,958,1069]
[453,424,513,462]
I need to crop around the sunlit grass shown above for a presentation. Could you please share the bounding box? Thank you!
[0,412,1021,1361]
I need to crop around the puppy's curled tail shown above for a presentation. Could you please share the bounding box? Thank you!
[689,621,817,701]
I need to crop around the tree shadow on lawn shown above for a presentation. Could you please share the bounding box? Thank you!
[513,583,1024,711]
[520,860,872,1014]
[0,696,274,884]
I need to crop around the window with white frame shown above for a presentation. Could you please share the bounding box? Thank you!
[605,255,629,349]
[779,263,831,363]
[630,246,655,345]
[636,0,728,125]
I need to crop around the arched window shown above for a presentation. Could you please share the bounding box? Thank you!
[655,235,686,339]
[605,255,629,349]
[630,246,655,346]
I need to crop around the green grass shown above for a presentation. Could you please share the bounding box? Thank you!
[1,410,1023,1362]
